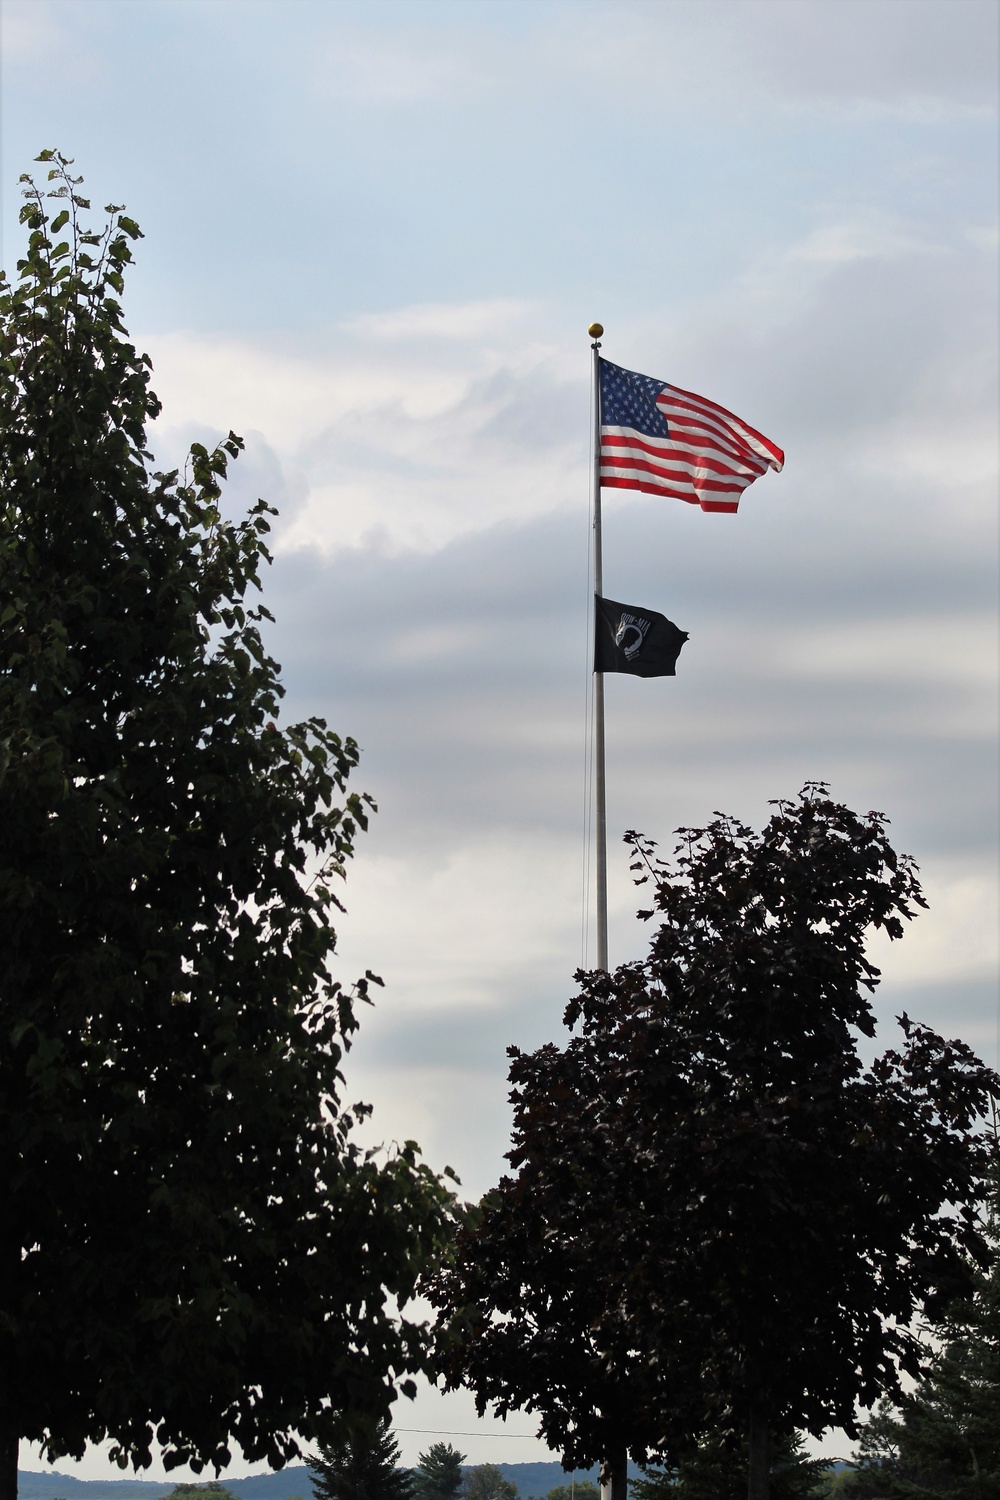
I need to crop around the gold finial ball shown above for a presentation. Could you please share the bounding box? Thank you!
[588,322,604,338]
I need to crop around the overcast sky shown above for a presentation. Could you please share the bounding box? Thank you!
[3,0,998,1478]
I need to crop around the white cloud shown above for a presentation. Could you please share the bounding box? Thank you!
[1,1,67,63]
[694,0,999,115]
[334,835,582,1017]
[537,0,998,123]
[730,212,945,328]
[966,225,1000,252]
[867,856,1000,987]
[304,36,470,107]
[850,355,1000,493]
[349,299,534,343]
[779,614,998,689]
[147,332,456,448]
[786,221,940,269]
[144,313,585,555]
[144,202,998,562]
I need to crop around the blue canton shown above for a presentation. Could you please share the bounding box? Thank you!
[600,359,670,439]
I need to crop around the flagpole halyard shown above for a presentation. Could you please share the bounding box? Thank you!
[589,324,608,973]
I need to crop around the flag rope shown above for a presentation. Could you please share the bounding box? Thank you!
[580,412,596,970]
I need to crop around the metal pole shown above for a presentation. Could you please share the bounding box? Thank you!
[588,324,608,973]
[589,326,612,1500]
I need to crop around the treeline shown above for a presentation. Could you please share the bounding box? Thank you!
[307,1432,587,1500]
[158,1451,590,1500]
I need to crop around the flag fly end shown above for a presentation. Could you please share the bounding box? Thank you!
[599,358,783,512]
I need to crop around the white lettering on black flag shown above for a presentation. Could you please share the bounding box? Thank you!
[594,595,688,678]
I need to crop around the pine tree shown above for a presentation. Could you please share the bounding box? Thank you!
[632,1434,831,1499]
[411,1444,466,1500]
[307,1419,413,1500]
[845,1189,1000,1496]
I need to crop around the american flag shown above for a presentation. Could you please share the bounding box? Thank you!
[599,359,784,513]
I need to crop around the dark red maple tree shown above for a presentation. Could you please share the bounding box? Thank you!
[429,786,998,1500]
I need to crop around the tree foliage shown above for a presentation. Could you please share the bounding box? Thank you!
[429,787,997,1500]
[165,1485,240,1500]
[460,1467,517,1500]
[307,1419,413,1500]
[0,152,455,1495]
[411,1444,466,1500]
[631,1436,831,1498]
[540,1484,599,1500]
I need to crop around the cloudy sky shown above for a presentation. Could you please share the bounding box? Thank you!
[3,0,998,1477]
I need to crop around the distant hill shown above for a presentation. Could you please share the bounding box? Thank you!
[16,1471,313,1500]
[17,1462,624,1500]
[18,1459,846,1500]
[490,1462,647,1496]
[18,1477,173,1500]
[489,1462,608,1495]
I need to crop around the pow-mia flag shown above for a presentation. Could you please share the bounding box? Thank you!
[594,595,688,678]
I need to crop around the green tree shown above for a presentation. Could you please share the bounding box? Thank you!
[308,1419,413,1500]
[165,1486,240,1500]
[0,153,455,1500]
[816,1474,855,1497]
[845,1178,1000,1496]
[411,1444,466,1500]
[430,787,997,1500]
[632,1435,831,1498]
[460,1468,517,1500]
[543,1484,599,1500]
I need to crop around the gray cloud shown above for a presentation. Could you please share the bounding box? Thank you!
[674,0,1000,109]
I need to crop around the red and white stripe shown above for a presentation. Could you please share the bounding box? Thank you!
[601,383,784,513]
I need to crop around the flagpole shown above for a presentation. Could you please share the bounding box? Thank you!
[588,322,608,972]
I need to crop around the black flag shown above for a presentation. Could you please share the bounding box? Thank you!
[594,595,688,677]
